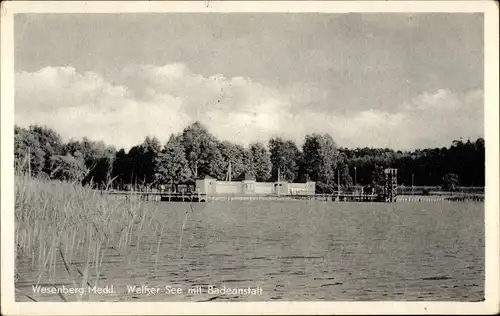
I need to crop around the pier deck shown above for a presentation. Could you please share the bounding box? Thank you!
[101,190,484,203]
[101,191,380,202]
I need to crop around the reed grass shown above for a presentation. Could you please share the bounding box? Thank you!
[15,174,166,301]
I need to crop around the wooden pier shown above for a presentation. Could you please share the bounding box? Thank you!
[206,193,380,202]
[102,190,207,202]
[101,190,484,203]
[99,168,483,204]
[101,190,382,203]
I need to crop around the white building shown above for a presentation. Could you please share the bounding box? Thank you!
[195,174,315,196]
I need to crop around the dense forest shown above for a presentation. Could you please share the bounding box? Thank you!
[14,122,485,193]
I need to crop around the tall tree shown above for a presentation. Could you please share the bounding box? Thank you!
[62,137,116,187]
[29,125,64,175]
[181,121,225,180]
[218,141,247,180]
[125,137,161,187]
[112,148,132,190]
[336,152,353,189]
[302,133,338,189]
[140,136,162,185]
[30,125,64,156]
[269,138,301,182]
[14,125,45,176]
[249,142,272,181]
[155,134,192,191]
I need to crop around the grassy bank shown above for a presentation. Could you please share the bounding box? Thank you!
[15,175,166,301]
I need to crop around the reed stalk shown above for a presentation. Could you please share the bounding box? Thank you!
[15,175,166,301]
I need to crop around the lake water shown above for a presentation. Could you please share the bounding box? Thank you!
[16,201,484,301]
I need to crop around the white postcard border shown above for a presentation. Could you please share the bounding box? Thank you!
[1,1,498,315]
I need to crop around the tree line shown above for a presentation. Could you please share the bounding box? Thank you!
[14,122,485,193]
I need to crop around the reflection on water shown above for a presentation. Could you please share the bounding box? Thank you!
[16,201,484,301]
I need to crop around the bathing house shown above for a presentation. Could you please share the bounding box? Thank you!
[195,173,316,196]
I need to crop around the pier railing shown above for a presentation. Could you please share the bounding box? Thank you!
[100,190,381,202]
[100,189,483,203]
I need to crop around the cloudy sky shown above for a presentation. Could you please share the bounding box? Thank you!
[15,13,484,150]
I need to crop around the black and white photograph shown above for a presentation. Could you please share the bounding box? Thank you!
[1,1,498,315]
